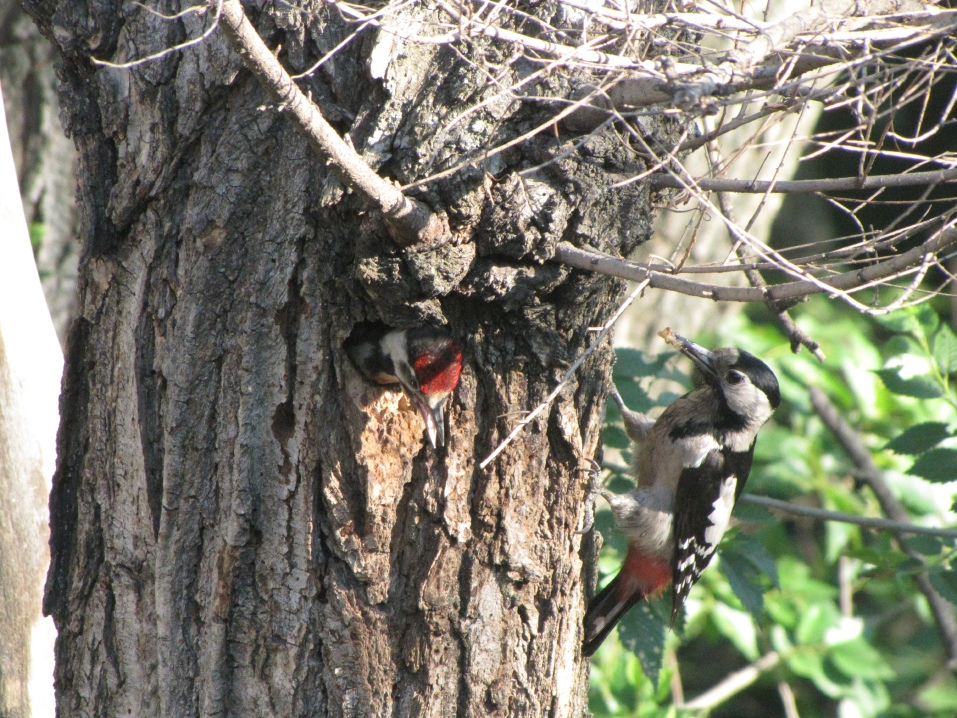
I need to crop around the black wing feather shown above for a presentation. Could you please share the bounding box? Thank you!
[670,444,755,623]
[582,572,646,657]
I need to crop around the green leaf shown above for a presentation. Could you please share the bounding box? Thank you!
[725,533,780,588]
[917,672,957,712]
[885,422,951,454]
[873,311,921,335]
[929,567,957,605]
[839,677,892,718]
[618,600,667,687]
[907,448,957,482]
[785,649,846,698]
[731,501,776,524]
[874,369,943,399]
[711,603,759,660]
[850,546,911,574]
[795,603,840,645]
[884,333,924,359]
[614,347,668,378]
[934,325,957,374]
[878,305,941,337]
[914,304,941,335]
[829,638,895,680]
[903,535,943,556]
[28,222,45,253]
[824,519,855,565]
[896,557,927,576]
[719,552,765,621]
[603,424,629,450]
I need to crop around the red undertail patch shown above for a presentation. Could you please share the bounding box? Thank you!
[619,547,672,601]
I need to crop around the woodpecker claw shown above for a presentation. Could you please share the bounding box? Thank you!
[610,386,655,442]
[578,458,605,534]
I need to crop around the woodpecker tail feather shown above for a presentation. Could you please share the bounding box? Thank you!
[582,572,646,657]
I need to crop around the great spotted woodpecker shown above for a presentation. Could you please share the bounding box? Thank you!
[582,331,779,656]
[344,323,463,448]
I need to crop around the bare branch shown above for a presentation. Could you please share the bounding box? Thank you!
[809,387,957,671]
[562,10,957,127]
[733,0,929,69]
[217,0,446,246]
[553,224,957,306]
[437,0,697,72]
[649,166,957,193]
[738,494,957,540]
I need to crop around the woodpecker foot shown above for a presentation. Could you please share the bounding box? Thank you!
[578,458,606,534]
[610,386,655,442]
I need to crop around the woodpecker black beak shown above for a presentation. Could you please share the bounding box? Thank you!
[673,335,720,383]
[410,392,446,448]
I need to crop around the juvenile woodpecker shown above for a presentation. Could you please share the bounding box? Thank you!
[582,331,779,656]
[344,323,463,448]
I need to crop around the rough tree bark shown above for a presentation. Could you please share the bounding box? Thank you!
[19,1,671,715]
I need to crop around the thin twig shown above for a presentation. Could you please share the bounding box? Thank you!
[595,460,957,538]
[628,120,941,317]
[437,0,693,72]
[553,224,957,306]
[556,1,766,33]
[649,166,957,193]
[738,494,957,540]
[778,680,801,718]
[712,176,826,360]
[92,0,223,69]
[683,652,782,710]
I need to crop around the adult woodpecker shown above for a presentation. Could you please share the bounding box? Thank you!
[344,323,463,448]
[582,330,779,656]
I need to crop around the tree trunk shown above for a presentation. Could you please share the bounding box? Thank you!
[0,80,61,718]
[20,1,667,715]
[0,0,78,344]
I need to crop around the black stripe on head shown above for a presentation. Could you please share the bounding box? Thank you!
[734,350,780,409]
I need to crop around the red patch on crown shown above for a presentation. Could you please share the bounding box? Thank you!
[413,341,463,396]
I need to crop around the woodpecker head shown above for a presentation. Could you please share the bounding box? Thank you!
[672,334,780,429]
[344,323,463,448]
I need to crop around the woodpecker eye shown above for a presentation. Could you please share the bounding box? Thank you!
[726,370,746,385]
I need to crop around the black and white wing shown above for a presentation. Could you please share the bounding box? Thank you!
[670,446,754,624]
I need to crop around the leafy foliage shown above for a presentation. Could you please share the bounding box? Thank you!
[589,300,957,717]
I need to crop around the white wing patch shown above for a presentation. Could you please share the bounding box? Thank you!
[703,476,737,551]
